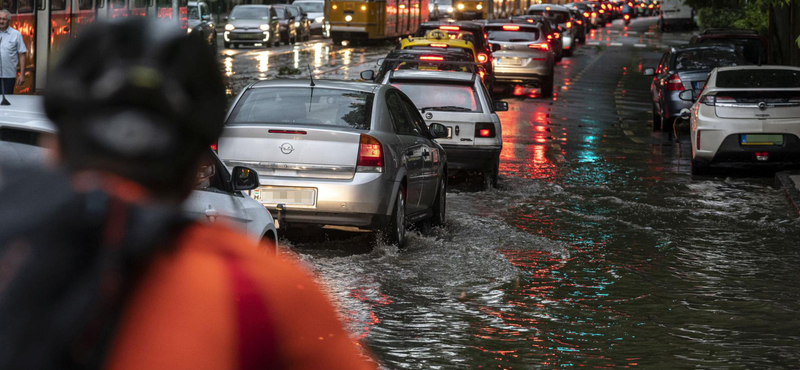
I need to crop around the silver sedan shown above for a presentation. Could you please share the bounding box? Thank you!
[218,79,450,247]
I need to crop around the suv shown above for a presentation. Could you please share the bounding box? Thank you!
[384,70,508,188]
[527,4,576,56]
[690,29,769,65]
[485,21,555,97]
[188,1,217,50]
[224,5,280,48]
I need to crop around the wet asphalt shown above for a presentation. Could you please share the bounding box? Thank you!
[220,17,800,369]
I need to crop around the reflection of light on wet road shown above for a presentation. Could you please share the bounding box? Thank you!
[343,49,351,65]
[224,57,233,77]
[293,49,299,69]
[313,42,323,68]
[255,51,269,78]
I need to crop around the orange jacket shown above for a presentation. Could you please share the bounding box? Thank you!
[105,222,377,370]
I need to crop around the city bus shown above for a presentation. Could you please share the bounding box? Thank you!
[326,0,429,45]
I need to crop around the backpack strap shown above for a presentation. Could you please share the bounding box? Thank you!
[225,255,280,370]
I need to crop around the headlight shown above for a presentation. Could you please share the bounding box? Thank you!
[315,16,324,23]
[186,27,193,34]
[294,21,300,27]
[457,3,465,10]
[429,4,433,11]
[224,24,235,31]
[476,3,482,9]
[259,24,270,31]
[345,14,353,22]
[447,6,454,12]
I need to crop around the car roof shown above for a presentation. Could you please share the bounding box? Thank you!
[249,79,381,93]
[0,95,55,134]
[528,4,570,11]
[670,44,738,52]
[419,21,485,32]
[702,28,759,35]
[389,70,476,83]
[232,4,271,8]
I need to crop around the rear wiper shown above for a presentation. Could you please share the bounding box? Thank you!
[420,106,472,112]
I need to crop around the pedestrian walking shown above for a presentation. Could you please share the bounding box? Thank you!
[0,19,376,370]
[0,9,26,94]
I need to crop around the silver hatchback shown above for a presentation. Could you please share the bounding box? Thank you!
[487,22,556,97]
[218,80,449,247]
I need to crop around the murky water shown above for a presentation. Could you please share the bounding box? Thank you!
[224,19,800,369]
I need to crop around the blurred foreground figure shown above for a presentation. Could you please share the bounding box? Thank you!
[0,19,376,370]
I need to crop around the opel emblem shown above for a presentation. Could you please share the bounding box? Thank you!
[425,112,433,119]
[758,102,768,111]
[280,143,294,154]
[507,45,514,50]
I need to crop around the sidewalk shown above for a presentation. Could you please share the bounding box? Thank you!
[776,170,800,216]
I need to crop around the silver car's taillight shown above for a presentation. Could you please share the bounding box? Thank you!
[356,134,384,173]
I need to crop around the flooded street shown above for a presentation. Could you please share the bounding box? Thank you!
[222,17,800,369]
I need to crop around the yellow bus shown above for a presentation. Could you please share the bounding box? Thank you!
[327,0,430,45]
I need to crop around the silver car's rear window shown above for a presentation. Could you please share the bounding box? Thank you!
[392,82,482,113]
[486,28,540,42]
[229,87,374,130]
[716,69,800,88]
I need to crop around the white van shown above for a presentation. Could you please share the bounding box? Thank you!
[659,0,694,31]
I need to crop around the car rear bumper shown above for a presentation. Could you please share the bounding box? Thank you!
[441,144,501,172]
[695,133,800,165]
[662,92,694,119]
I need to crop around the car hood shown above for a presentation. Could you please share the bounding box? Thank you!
[306,12,323,19]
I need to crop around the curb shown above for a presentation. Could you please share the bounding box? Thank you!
[775,170,800,216]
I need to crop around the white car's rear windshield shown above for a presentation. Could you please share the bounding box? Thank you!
[229,87,374,130]
[392,82,482,113]
[486,28,540,42]
[716,69,800,88]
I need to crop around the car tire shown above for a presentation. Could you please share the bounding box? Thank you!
[481,158,499,190]
[541,75,554,98]
[652,105,662,131]
[564,48,573,57]
[431,177,447,227]
[381,186,407,248]
[691,158,709,176]
[555,53,563,62]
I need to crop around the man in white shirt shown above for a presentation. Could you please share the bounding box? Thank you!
[0,10,26,94]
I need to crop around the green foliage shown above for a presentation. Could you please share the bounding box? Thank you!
[696,2,768,34]
[278,66,302,75]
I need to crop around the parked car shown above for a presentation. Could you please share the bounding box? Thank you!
[272,4,299,44]
[188,1,217,50]
[659,0,693,31]
[383,70,507,188]
[485,21,556,97]
[224,5,281,48]
[644,44,748,131]
[217,80,449,247]
[690,28,769,65]
[685,66,800,175]
[293,0,325,36]
[415,22,495,92]
[527,4,576,56]
[0,96,278,244]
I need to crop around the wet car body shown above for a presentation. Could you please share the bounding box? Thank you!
[510,15,562,61]
[645,44,748,131]
[187,1,217,50]
[485,20,555,97]
[224,5,280,48]
[384,70,506,188]
[688,66,800,175]
[527,4,576,56]
[284,4,311,41]
[272,4,299,44]
[218,80,449,246]
[690,28,769,65]
[293,0,325,35]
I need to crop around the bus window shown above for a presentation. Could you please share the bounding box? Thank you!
[18,0,32,12]
[79,0,92,9]
[2,0,17,13]
[110,0,124,8]
[132,0,146,8]
[156,0,168,8]
[36,0,42,10]
[96,0,104,7]
[51,0,65,11]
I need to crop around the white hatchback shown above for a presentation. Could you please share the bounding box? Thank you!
[686,66,800,175]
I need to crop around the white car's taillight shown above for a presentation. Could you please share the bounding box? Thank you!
[356,134,384,173]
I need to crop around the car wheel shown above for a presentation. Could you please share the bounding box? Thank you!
[541,75,554,98]
[480,159,499,190]
[555,53,563,62]
[652,105,662,131]
[564,48,573,57]
[381,186,407,248]
[691,158,709,176]
[431,177,447,227]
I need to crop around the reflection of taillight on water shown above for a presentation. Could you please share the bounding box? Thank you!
[529,42,550,51]
[474,122,496,138]
[477,53,488,63]
[666,73,683,91]
[357,134,383,172]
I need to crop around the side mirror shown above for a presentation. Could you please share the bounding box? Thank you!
[360,70,375,81]
[429,123,449,139]
[643,68,655,76]
[202,14,211,21]
[223,16,229,21]
[493,101,509,112]
[231,166,260,191]
[678,89,695,102]
[376,58,385,66]
[680,108,691,120]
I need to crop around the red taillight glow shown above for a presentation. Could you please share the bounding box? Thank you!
[599,9,604,13]
[211,141,217,152]
[429,43,448,48]
[477,53,488,63]
[696,130,701,150]
[357,134,383,170]
[545,6,551,10]
[576,20,583,25]
[547,34,553,41]
[440,25,460,31]
[591,12,597,18]
[502,25,520,31]
[566,21,572,28]
[420,55,444,61]
[666,73,683,91]
[474,123,495,138]
[529,42,550,51]
[554,32,561,39]
[478,129,491,137]
[583,11,589,17]
[269,129,307,135]
[479,70,485,80]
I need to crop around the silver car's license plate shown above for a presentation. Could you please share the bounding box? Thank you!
[500,58,522,66]
[251,186,316,206]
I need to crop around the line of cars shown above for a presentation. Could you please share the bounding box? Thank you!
[221,0,323,49]
[644,28,800,175]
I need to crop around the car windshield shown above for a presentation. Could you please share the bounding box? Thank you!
[673,49,744,72]
[392,82,481,112]
[716,69,800,88]
[230,88,374,130]
[275,8,286,18]
[287,7,298,17]
[487,28,540,42]
[528,10,570,23]
[230,6,270,19]
[295,2,323,12]
[188,6,199,19]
